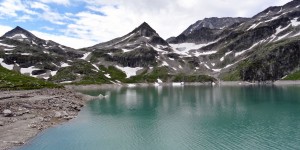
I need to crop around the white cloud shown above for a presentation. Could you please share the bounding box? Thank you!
[41,26,55,31]
[31,2,50,11]
[0,0,71,25]
[69,0,292,44]
[0,25,95,49]
[0,25,12,36]
[15,15,32,22]
[0,0,37,17]
[39,0,70,6]
[30,1,71,25]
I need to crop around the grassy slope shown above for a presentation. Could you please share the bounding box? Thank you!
[283,70,300,80]
[53,65,216,85]
[0,65,61,90]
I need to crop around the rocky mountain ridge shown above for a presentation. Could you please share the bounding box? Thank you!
[0,0,300,84]
[167,17,250,44]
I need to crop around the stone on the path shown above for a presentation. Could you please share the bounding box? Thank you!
[3,109,13,117]
[61,111,68,117]
[54,111,62,118]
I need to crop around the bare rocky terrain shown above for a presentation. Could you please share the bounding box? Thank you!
[0,89,93,150]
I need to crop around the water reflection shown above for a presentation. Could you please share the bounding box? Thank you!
[84,85,300,117]
[19,85,300,150]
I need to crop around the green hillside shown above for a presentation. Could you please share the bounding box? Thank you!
[0,65,61,90]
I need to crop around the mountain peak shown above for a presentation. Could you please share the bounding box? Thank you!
[138,22,151,28]
[15,26,24,30]
[10,26,30,34]
[2,26,36,39]
[132,22,158,37]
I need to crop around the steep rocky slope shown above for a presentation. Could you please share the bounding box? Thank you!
[0,27,85,81]
[167,0,300,81]
[167,17,249,44]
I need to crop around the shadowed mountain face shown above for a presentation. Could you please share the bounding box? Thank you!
[1,0,300,84]
[167,17,250,44]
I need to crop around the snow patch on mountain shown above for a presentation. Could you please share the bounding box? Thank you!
[160,61,169,67]
[80,52,91,60]
[123,48,134,53]
[265,16,281,22]
[291,18,300,26]
[235,41,261,57]
[275,25,291,35]
[0,43,16,48]
[116,65,143,78]
[193,50,217,57]
[20,53,31,56]
[60,81,73,84]
[151,45,167,53]
[275,31,293,41]
[61,62,70,67]
[4,48,14,51]
[51,71,58,76]
[0,58,14,70]
[220,51,232,61]
[170,43,206,52]
[204,64,210,69]
[20,66,38,75]
[247,22,262,31]
[7,34,27,39]
[104,74,111,78]
[92,64,99,70]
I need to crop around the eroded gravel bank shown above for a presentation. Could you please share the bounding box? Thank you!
[0,89,94,150]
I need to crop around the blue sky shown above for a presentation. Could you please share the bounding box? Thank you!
[0,0,292,48]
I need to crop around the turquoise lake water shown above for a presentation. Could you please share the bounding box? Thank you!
[19,85,300,150]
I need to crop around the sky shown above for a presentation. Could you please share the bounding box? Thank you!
[0,0,292,49]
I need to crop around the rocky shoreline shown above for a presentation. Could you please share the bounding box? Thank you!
[0,89,94,150]
[66,80,300,91]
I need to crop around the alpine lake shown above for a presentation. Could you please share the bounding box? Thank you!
[18,85,300,150]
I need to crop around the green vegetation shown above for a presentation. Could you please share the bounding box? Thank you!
[127,67,171,83]
[283,70,300,80]
[99,65,127,81]
[76,65,127,85]
[51,65,216,85]
[127,67,216,83]
[49,60,100,83]
[173,74,216,82]
[0,65,61,90]
[221,70,241,81]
